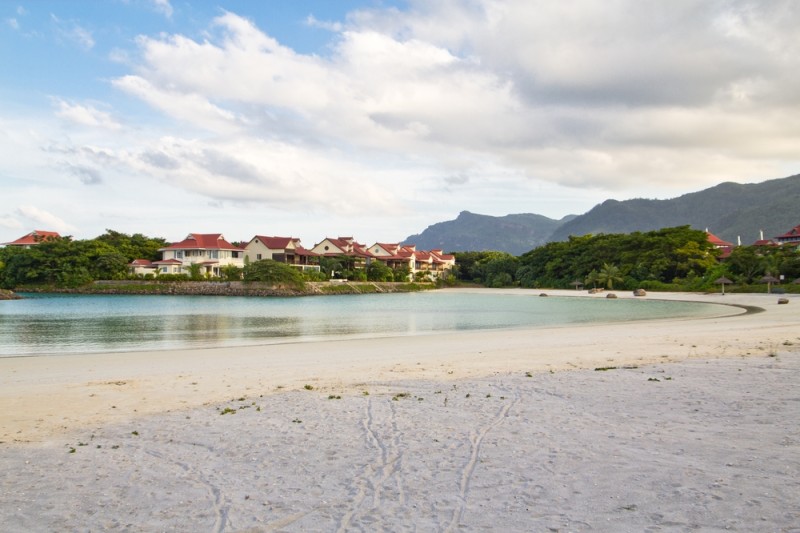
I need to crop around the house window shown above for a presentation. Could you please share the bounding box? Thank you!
[210,250,219,259]
[257,254,262,260]
[176,251,183,259]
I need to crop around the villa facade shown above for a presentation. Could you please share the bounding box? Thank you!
[243,236,320,271]
[775,224,800,246]
[154,233,245,277]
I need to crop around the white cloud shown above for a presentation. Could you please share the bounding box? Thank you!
[306,15,342,33]
[50,14,94,50]
[11,0,796,243]
[53,99,122,130]
[16,206,76,234]
[111,4,800,200]
[0,216,23,230]
[6,18,19,30]
[150,0,173,19]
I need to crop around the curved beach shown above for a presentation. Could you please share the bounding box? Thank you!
[1,289,798,531]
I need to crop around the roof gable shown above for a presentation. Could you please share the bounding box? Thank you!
[248,235,300,250]
[161,233,237,251]
[776,224,800,240]
[3,230,61,246]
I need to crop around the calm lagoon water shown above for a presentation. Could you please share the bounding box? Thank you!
[0,292,726,357]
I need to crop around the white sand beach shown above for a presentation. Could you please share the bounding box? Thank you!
[1,289,799,531]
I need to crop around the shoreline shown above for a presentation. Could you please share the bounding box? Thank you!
[1,289,798,530]
[1,289,795,443]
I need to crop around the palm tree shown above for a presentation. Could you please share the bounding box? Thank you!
[597,263,623,290]
[584,269,599,289]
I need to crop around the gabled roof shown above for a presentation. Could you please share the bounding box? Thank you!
[248,235,300,250]
[295,246,319,257]
[314,237,370,257]
[706,230,733,248]
[160,233,239,251]
[775,224,800,241]
[129,259,154,266]
[753,239,778,247]
[154,258,183,265]
[2,230,61,246]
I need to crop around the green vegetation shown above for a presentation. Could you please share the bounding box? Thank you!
[242,259,306,289]
[0,230,166,289]
[452,226,800,292]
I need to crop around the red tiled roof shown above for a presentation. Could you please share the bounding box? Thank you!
[160,233,238,251]
[706,231,733,248]
[251,235,299,250]
[129,259,154,266]
[154,259,182,265]
[775,224,800,241]
[295,247,319,257]
[2,230,61,246]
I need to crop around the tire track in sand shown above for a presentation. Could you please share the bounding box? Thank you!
[446,395,520,532]
[337,396,406,531]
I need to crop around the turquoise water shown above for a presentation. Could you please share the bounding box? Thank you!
[0,292,726,357]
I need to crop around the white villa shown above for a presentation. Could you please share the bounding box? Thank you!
[152,233,245,277]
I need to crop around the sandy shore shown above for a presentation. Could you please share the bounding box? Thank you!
[1,289,799,531]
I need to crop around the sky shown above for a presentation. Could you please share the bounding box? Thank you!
[1,0,799,247]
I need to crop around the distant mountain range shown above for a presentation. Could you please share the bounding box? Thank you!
[404,173,800,255]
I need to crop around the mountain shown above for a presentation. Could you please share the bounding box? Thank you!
[404,173,800,254]
[403,211,576,255]
[549,173,800,243]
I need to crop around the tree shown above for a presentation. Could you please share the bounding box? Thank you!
[726,246,764,283]
[584,269,600,289]
[186,263,204,281]
[220,264,242,281]
[366,260,394,282]
[243,260,305,289]
[596,263,623,289]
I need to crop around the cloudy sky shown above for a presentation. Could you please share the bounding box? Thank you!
[1,0,798,246]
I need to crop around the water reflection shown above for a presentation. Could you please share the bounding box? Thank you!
[0,293,725,357]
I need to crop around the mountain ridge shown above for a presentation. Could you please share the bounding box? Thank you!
[404,173,800,254]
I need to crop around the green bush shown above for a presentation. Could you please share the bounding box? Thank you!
[243,260,306,289]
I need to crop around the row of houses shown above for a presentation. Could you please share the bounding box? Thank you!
[2,230,456,281]
[706,224,800,258]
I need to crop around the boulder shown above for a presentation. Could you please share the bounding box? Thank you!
[606,293,618,299]
[0,289,21,300]
[539,293,548,297]
[633,288,647,297]
[778,298,789,305]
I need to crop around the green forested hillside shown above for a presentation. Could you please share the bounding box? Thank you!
[549,174,800,243]
[405,174,800,254]
[404,211,575,255]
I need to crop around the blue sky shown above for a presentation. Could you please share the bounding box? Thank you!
[1,1,799,246]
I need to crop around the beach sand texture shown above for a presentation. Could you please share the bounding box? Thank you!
[1,290,799,531]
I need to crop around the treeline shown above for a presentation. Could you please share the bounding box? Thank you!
[0,230,167,289]
[453,226,800,292]
[0,229,445,290]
